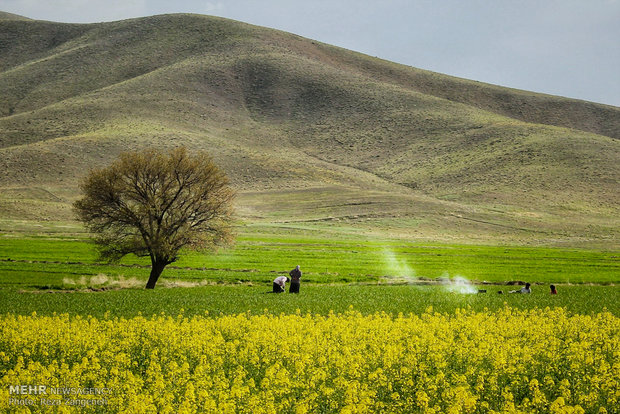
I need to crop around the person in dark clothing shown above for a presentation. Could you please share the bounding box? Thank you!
[550,284,557,294]
[289,265,302,293]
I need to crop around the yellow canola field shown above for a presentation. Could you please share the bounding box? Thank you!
[1,307,618,414]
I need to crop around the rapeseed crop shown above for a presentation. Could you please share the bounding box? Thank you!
[1,307,618,413]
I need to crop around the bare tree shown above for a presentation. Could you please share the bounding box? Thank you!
[74,147,235,289]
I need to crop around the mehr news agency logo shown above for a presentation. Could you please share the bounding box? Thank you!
[8,384,113,407]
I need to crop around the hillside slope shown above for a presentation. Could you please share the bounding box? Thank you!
[0,13,618,245]
[0,11,31,21]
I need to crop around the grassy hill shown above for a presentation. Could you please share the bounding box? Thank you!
[0,11,31,21]
[0,13,618,246]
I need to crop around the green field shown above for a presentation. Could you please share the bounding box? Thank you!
[2,229,618,285]
[1,228,618,317]
[2,284,619,318]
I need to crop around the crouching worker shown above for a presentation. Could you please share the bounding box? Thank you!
[509,283,531,294]
[272,275,289,293]
[289,265,302,293]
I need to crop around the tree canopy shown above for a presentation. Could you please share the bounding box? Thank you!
[74,147,235,289]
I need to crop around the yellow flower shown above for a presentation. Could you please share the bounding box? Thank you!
[0,307,617,413]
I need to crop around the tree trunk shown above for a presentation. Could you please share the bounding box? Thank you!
[145,259,167,289]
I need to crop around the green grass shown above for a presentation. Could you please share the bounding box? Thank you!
[1,233,618,290]
[1,285,617,318]
[0,231,617,320]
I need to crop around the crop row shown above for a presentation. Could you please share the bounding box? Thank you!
[1,307,618,413]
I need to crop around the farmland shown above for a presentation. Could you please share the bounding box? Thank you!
[2,231,619,285]
[0,227,618,318]
[0,224,619,414]
[1,307,618,413]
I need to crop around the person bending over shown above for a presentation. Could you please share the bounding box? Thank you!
[272,276,289,293]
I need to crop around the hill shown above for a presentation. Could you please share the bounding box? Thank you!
[0,13,618,246]
[0,11,31,21]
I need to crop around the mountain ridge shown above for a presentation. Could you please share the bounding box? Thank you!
[1,14,618,137]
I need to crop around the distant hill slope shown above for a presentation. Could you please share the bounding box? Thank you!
[0,13,618,245]
[0,11,31,21]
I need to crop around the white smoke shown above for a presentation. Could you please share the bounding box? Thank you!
[381,249,417,284]
[379,250,479,293]
[441,274,478,294]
